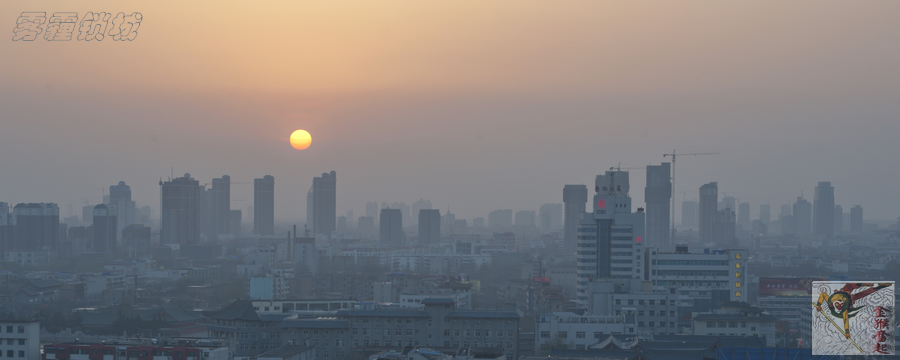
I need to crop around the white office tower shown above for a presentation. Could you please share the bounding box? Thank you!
[575,170,645,306]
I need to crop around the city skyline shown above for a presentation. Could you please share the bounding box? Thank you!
[3,1,900,225]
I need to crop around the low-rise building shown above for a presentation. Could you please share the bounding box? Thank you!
[0,320,40,360]
[691,302,777,347]
[534,312,634,351]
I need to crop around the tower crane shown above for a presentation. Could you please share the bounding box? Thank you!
[663,150,719,245]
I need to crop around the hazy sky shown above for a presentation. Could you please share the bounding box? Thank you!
[3,0,900,224]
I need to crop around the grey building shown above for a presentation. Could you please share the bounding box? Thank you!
[418,209,441,245]
[699,182,718,243]
[758,204,770,225]
[576,170,644,306]
[850,205,863,234]
[204,300,291,358]
[645,163,671,250]
[160,173,202,245]
[254,175,275,236]
[281,298,521,360]
[737,202,750,230]
[121,224,151,258]
[833,204,843,235]
[308,171,337,237]
[681,200,698,228]
[714,208,736,245]
[563,185,588,256]
[12,203,59,251]
[813,181,834,238]
[514,210,535,227]
[380,208,403,244]
[538,203,562,233]
[793,197,812,235]
[411,199,432,226]
[92,204,117,254]
[488,209,512,229]
[204,175,231,240]
[0,203,14,255]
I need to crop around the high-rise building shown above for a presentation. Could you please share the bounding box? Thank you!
[0,203,14,255]
[575,170,644,306]
[737,202,750,230]
[108,181,135,239]
[441,212,456,237]
[645,163,671,250]
[160,173,202,245]
[229,209,242,236]
[380,208,403,244]
[12,203,59,251]
[418,209,440,245]
[390,202,410,225]
[699,182,718,243]
[813,181,834,238]
[309,171,336,237]
[411,199,432,226]
[366,202,378,221]
[109,181,131,203]
[253,175,275,236]
[714,208,736,245]
[563,185,588,256]
[357,216,375,237]
[759,204,771,225]
[793,197,812,235]
[92,204,117,253]
[488,209,513,228]
[834,204,843,235]
[210,175,231,239]
[514,210,536,227]
[681,200,698,228]
[121,224,151,258]
[538,203,563,233]
[850,205,863,234]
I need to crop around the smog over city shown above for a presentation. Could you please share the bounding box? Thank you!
[2,1,900,359]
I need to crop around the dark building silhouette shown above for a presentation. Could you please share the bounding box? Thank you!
[0,203,12,256]
[759,204,771,225]
[418,209,441,245]
[850,205,863,234]
[209,175,231,239]
[834,204,843,235]
[160,173,201,245]
[253,175,275,236]
[308,171,336,237]
[92,204,117,253]
[563,185,588,256]
[793,196,812,235]
[229,209,241,236]
[714,208,736,245]
[699,182,718,243]
[645,163,671,250]
[121,224,151,258]
[380,208,402,244]
[12,203,59,251]
[109,181,131,203]
[813,181,834,237]
[357,216,375,237]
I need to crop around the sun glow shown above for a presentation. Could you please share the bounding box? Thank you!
[290,129,312,150]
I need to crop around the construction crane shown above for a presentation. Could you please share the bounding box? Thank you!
[609,163,645,171]
[663,150,719,245]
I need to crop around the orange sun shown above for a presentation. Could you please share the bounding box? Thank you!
[290,129,312,150]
